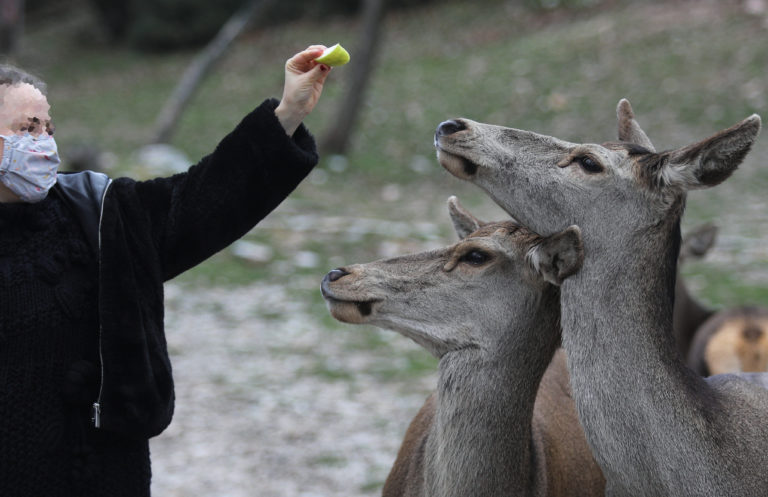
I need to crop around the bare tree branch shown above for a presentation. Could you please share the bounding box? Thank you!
[321,0,386,155]
[150,0,274,145]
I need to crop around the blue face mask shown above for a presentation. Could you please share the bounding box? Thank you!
[0,132,60,203]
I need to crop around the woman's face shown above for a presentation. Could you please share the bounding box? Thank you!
[0,82,52,163]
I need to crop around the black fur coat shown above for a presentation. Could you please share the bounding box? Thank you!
[95,98,317,437]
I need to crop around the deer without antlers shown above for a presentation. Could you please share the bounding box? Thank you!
[676,224,768,376]
[673,223,718,359]
[435,100,768,496]
[321,197,604,497]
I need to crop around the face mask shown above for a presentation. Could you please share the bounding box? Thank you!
[0,132,60,203]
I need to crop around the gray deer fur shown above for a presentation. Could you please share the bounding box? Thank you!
[434,100,768,496]
[321,198,604,497]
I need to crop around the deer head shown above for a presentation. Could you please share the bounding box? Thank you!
[679,223,718,265]
[321,197,583,358]
[434,100,761,246]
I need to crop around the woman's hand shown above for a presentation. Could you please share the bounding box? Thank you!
[274,45,332,136]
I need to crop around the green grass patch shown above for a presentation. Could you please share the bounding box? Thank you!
[302,360,356,382]
[308,453,348,468]
[683,264,768,309]
[368,349,438,383]
[360,479,386,493]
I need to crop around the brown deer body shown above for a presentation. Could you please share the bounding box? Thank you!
[321,198,604,497]
[384,349,598,497]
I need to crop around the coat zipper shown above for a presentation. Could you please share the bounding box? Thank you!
[92,178,113,429]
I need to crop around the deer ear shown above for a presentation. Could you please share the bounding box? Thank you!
[447,196,484,239]
[528,225,584,286]
[659,115,761,190]
[680,223,718,263]
[617,99,655,152]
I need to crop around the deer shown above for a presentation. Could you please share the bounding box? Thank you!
[321,196,605,497]
[676,224,768,376]
[673,223,718,358]
[434,99,768,496]
[689,305,768,376]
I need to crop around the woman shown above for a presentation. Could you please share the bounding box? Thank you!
[0,45,332,496]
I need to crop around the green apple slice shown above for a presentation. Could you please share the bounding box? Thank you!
[315,43,350,66]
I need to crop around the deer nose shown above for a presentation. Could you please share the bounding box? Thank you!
[321,268,350,299]
[436,120,467,137]
[326,268,350,282]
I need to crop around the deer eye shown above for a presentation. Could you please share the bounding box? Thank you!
[459,250,490,266]
[576,155,603,174]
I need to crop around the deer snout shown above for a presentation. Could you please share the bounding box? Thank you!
[321,268,350,298]
[327,268,350,282]
[435,120,479,180]
[436,119,467,138]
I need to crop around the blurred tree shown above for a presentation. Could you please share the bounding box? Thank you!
[87,0,434,51]
[0,0,24,57]
[87,0,244,50]
[523,0,601,9]
[88,0,133,42]
[254,0,433,28]
[129,0,246,50]
[151,0,274,144]
[321,0,386,155]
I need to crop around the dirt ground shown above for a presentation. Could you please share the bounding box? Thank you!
[150,281,437,497]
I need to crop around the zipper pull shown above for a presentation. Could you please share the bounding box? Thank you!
[92,402,101,428]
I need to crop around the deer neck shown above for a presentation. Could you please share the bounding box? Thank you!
[559,219,716,489]
[562,221,682,360]
[426,291,560,497]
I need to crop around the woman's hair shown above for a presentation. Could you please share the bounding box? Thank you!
[0,63,47,94]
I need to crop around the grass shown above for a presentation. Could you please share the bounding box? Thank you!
[683,259,768,309]
[309,453,348,468]
[17,0,768,315]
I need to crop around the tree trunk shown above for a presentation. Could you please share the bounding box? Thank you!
[150,0,273,145]
[320,0,386,155]
[0,0,24,58]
